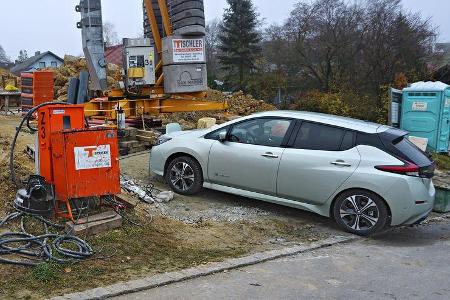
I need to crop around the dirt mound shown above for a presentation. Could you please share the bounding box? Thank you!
[207,90,276,116]
[0,68,19,89]
[53,55,120,100]
[0,136,34,214]
[159,90,276,130]
[0,116,35,215]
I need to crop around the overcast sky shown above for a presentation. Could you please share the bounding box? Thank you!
[1,0,449,59]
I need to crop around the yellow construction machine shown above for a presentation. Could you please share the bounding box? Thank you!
[75,0,227,122]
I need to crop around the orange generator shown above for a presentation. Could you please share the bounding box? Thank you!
[37,104,120,220]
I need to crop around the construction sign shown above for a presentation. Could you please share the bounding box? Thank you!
[172,38,205,63]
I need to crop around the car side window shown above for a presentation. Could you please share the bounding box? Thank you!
[229,118,293,147]
[340,131,356,151]
[294,122,345,151]
[356,132,385,150]
[204,126,230,140]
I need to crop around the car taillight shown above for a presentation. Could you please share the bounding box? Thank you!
[375,161,420,177]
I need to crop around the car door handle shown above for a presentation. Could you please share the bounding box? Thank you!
[262,152,279,159]
[331,161,352,167]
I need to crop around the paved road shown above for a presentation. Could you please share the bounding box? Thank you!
[115,219,450,300]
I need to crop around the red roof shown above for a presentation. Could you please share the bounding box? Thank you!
[105,45,123,67]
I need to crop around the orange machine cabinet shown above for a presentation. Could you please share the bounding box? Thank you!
[50,128,121,202]
[37,105,85,184]
[21,71,54,112]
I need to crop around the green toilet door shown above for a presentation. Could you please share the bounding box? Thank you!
[440,89,450,152]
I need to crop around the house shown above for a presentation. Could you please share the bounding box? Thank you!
[434,64,450,84]
[434,43,450,54]
[0,62,14,70]
[105,45,123,67]
[10,51,63,76]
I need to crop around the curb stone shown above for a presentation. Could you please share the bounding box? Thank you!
[51,235,357,300]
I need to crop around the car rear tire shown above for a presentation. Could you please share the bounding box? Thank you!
[333,190,389,236]
[165,156,203,195]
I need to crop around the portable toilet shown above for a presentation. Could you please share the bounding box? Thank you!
[399,81,450,152]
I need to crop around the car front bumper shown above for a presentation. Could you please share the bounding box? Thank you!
[150,146,166,177]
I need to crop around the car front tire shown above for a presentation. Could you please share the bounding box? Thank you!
[333,189,389,236]
[165,156,203,195]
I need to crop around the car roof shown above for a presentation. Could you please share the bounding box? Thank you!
[249,111,390,134]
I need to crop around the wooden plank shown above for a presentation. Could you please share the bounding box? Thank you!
[119,140,140,148]
[136,135,156,143]
[65,211,122,237]
[115,191,140,209]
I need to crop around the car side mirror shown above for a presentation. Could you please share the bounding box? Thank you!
[218,131,227,142]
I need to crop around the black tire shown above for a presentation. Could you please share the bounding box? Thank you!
[333,189,389,236]
[165,156,203,195]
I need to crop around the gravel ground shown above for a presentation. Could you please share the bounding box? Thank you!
[119,151,344,239]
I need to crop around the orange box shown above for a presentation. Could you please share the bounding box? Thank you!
[21,71,54,110]
[37,105,85,183]
[50,128,121,201]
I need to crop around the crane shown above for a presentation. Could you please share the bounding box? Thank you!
[75,0,227,121]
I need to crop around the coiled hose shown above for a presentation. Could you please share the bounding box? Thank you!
[0,209,93,266]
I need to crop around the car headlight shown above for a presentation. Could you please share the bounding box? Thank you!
[155,136,172,146]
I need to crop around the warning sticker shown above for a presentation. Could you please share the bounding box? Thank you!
[412,101,428,111]
[74,145,111,170]
[445,98,450,108]
[172,38,205,63]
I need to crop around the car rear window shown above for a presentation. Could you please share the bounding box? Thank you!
[392,136,432,166]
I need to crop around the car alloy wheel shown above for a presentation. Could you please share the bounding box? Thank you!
[333,189,389,236]
[170,162,195,192]
[339,195,379,231]
[165,156,203,195]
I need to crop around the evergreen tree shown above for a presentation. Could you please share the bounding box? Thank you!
[218,0,262,91]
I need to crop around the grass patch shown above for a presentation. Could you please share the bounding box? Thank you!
[433,153,450,171]
[0,218,250,299]
[29,263,61,283]
[0,215,327,299]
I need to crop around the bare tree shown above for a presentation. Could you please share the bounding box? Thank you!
[103,22,120,47]
[16,50,28,63]
[0,45,11,65]
[205,19,221,82]
[263,0,435,108]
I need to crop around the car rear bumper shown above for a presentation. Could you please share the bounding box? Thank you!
[385,178,435,226]
[402,207,433,225]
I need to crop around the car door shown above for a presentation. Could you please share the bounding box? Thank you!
[277,121,361,205]
[208,117,294,195]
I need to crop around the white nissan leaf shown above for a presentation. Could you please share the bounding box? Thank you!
[150,111,436,236]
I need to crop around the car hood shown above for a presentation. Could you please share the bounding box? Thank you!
[164,128,213,139]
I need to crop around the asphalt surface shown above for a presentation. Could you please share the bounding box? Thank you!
[114,218,450,300]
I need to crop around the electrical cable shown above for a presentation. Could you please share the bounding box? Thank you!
[9,101,69,186]
[0,208,93,266]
